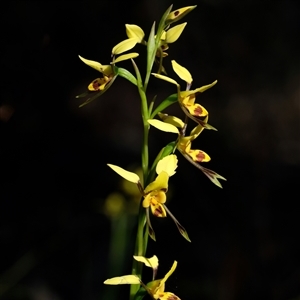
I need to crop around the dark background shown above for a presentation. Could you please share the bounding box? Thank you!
[1,1,299,300]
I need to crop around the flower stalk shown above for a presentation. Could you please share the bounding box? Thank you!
[77,4,225,300]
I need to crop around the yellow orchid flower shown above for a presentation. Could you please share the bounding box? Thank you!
[147,261,180,300]
[79,52,139,93]
[79,55,115,91]
[152,60,217,130]
[104,256,181,300]
[148,114,226,188]
[148,114,210,163]
[107,155,190,241]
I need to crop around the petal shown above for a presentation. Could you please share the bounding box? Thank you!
[144,171,169,194]
[171,60,193,84]
[87,77,110,91]
[182,95,208,117]
[158,113,185,129]
[152,191,167,204]
[166,5,197,24]
[187,149,211,162]
[189,121,207,137]
[142,195,151,208]
[107,164,140,184]
[133,255,159,269]
[150,200,167,218]
[112,52,139,64]
[112,38,139,55]
[179,103,218,131]
[78,55,112,76]
[146,279,162,295]
[165,23,187,43]
[148,119,179,134]
[104,275,141,285]
[180,80,217,98]
[185,103,208,117]
[156,292,181,300]
[193,80,218,93]
[157,261,177,289]
[152,73,179,86]
[125,24,145,42]
[177,136,190,152]
[156,155,178,176]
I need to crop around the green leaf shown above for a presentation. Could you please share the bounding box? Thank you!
[131,59,143,89]
[150,93,178,118]
[148,95,157,116]
[115,67,137,86]
[146,22,156,79]
[131,59,149,118]
[133,286,148,300]
[157,4,173,37]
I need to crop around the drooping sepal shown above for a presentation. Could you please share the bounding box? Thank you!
[183,154,226,188]
[146,208,156,241]
[164,205,191,242]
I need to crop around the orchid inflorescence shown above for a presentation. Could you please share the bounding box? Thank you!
[78,4,225,299]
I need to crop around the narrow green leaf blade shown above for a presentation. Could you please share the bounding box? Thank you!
[150,93,178,118]
[115,67,137,86]
[146,22,156,81]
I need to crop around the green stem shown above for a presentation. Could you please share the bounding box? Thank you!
[130,78,150,300]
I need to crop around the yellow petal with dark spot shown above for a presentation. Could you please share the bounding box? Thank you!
[166,5,197,24]
[150,200,167,217]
